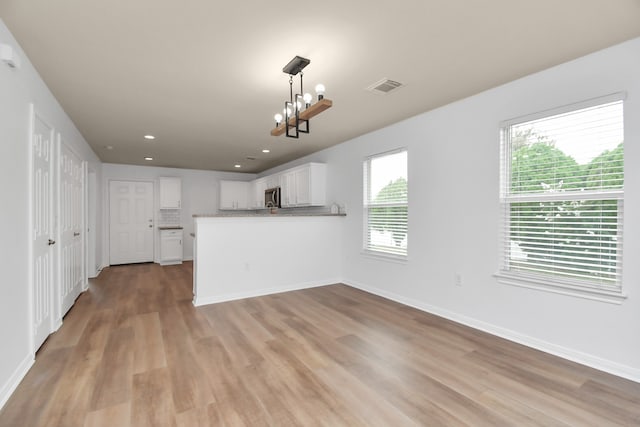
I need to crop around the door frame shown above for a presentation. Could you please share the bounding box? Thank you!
[86,168,98,279]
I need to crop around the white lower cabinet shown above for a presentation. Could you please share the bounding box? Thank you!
[160,229,183,265]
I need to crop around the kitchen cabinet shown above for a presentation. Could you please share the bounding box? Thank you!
[280,163,326,207]
[266,174,280,189]
[251,178,268,209]
[159,177,181,209]
[219,180,250,210]
[159,228,183,265]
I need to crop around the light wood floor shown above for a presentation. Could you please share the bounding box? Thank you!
[1,262,639,426]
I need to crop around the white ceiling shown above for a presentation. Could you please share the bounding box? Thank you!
[2,0,639,173]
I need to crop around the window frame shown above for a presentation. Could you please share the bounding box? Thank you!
[496,93,627,304]
[362,148,408,260]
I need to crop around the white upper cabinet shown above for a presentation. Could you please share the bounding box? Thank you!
[159,177,182,209]
[219,180,250,210]
[251,178,268,209]
[280,163,326,207]
[218,163,326,210]
[265,174,280,189]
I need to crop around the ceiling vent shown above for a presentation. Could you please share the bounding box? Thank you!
[366,78,403,94]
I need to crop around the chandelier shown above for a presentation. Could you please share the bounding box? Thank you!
[271,56,332,138]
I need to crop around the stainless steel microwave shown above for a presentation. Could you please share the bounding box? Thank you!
[265,187,281,208]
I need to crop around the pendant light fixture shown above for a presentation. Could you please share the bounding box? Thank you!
[271,56,332,138]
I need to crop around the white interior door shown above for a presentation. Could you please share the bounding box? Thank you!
[59,142,84,317]
[109,181,154,265]
[32,111,54,350]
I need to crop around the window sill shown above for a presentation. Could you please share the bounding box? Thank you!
[361,250,408,264]
[494,272,627,305]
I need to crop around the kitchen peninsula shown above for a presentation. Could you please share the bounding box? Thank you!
[192,212,346,306]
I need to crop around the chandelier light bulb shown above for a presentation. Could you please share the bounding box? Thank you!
[274,113,283,125]
[303,92,313,106]
[315,83,326,100]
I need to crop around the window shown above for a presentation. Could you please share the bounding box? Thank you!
[499,95,624,300]
[363,149,408,258]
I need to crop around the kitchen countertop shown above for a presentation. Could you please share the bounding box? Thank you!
[193,212,346,218]
[158,225,184,230]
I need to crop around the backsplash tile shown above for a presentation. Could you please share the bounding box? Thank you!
[159,209,180,225]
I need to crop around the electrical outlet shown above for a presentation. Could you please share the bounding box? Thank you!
[454,272,463,286]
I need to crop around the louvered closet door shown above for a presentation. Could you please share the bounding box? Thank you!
[32,111,54,350]
[59,142,84,317]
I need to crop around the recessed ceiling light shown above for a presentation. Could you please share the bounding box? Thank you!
[262,149,270,153]
[144,157,153,161]
[144,135,155,140]
[105,145,113,150]
[234,164,241,168]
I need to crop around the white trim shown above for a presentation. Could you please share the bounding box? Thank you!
[505,189,623,203]
[500,92,626,127]
[343,279,640,384]
[494,272,627,304]
[192,278,341,307]
[363,146,408,162]
[360,250,408,264]
[0,354,34,410]
[27,103,35,355]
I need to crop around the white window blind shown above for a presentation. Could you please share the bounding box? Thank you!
[499,96,624,294]
[363,149,408,257]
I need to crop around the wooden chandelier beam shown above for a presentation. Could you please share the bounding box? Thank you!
[270,99,333,136]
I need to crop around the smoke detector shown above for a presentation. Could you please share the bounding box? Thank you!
[366,78,403,94]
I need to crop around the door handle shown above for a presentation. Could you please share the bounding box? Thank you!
[73,232,80,237]
[48,239,55,245]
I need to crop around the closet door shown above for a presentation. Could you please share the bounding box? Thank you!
[31,110,55,350]
[59,142,84,317]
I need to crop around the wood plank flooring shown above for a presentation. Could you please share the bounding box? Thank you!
[1,262,639,426]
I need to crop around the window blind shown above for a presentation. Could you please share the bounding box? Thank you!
[363,149,408,257]
[500,98,624,291]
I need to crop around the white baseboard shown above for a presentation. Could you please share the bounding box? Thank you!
[0,354,34,410]
[193,278,341,307]
[343,279,640,384]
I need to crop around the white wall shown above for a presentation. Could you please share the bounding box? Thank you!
[102,163,255,265]
[262,38,640,381]
[0,19,102,407]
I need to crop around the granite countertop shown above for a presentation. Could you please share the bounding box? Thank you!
[157,225,184,230]
[193,213,346,218]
